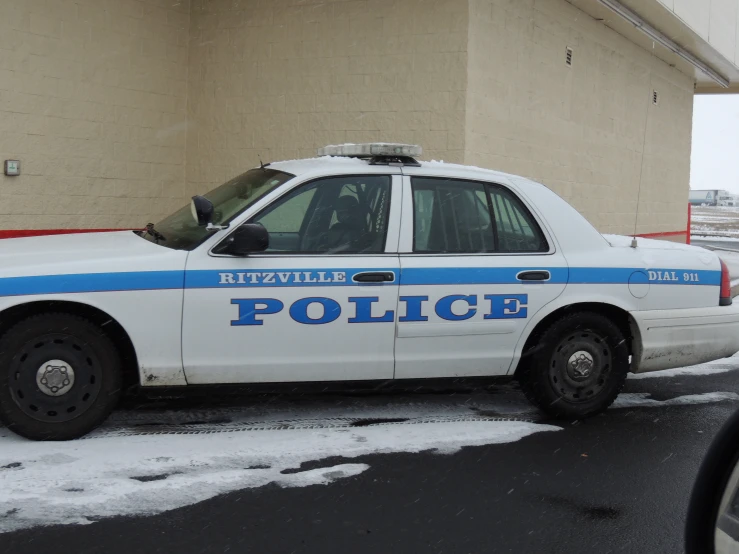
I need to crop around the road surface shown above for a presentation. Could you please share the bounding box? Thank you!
[1,359,738,553]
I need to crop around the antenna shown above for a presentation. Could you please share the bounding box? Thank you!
[258,154,265,169]
[631,77,653,249]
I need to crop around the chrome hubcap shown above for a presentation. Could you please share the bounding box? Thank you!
[567,351,594,379]
[36,360,75,397]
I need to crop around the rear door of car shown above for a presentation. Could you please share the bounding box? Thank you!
[395,170,568,379]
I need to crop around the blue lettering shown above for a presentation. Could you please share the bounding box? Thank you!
[231,298,283,326]
[289,297,341,325]
[484,294,528,319]
[399,296,429,322]
[348,296,394,323]
[435,295,477,321]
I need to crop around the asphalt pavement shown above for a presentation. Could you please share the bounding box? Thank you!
[691,238,739,252]
[1,365,738,554]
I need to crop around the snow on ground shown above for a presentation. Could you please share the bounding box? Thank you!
[612,391,739,408]
[691,207,739,238]
[0,397,558,534]
[2,353,739,534]
[629,355,739,380]
[691,216,739,223]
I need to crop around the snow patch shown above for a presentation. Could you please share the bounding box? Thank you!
[612,391,739,408]
[629,364,739,379]
[629,355,739,380]
[0,418,557,533]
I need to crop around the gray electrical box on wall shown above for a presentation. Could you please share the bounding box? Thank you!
[4,160,20,176]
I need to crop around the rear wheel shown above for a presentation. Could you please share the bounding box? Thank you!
[518,311,629,419]
[0,313,122,440]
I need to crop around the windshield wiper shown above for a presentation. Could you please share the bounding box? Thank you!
[145,223,167,243]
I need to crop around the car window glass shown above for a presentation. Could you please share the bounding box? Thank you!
[411,177,494,253]
[488,186,548,253]
[251,175,392,254]
[257,188,316,233]
[141,168,293,251]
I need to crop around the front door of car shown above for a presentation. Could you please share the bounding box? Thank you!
[181,173,401,384]
[394,174,568,379]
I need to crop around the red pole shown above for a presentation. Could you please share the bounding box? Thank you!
[687,203,691,245]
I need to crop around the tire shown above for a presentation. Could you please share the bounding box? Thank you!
[0,313,122,440]
[517,311,629,419]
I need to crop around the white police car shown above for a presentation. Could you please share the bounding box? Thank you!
[1,143,738,440]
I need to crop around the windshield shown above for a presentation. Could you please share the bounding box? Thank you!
[141,168,294,250]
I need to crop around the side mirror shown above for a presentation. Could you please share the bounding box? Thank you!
[219,223,269,256]
[686,407,739,553]
[191,196,214,226]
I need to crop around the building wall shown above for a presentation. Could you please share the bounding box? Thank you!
[0,0,190,230]
[185,0,468,197]
[465,0,694,236]
[0,0,696,238]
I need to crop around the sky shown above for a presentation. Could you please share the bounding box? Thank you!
[691,95,739,193]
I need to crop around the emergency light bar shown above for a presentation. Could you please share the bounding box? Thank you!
[317,143,423,157]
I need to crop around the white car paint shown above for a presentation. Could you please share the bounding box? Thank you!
[0,155,738,389]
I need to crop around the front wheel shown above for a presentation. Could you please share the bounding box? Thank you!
[518,311,629,419]
[0,313,122,440]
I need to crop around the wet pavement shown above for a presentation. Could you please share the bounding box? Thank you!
[1,364,739,553]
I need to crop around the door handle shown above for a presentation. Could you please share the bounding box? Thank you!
[353,271,396,283]
[516,270,550,281]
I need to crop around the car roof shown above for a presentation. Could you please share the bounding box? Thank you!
[267,156,529,187]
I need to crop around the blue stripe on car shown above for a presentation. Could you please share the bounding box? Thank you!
[0,267,722,297]
[0,271,185,297]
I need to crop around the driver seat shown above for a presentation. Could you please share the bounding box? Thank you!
[323,196,365,252]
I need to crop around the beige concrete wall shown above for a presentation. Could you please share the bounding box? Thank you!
[0,0,695,237]
[465,0,694,236]
[0,0,190,230]
[185,0,468,197]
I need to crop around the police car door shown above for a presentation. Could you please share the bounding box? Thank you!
[181,172,401,384]
[395,173,567,379]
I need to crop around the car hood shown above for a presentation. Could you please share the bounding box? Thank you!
[0,231,188,278]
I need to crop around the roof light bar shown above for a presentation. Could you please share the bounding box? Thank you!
[317,143,423,158]
[598,0,730,88]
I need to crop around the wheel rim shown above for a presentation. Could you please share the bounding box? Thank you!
[548,330,612,404]
[36,359,75,396]
[9,333,103,423]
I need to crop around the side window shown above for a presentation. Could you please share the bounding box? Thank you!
[411,177,494,253]
[257,188,316,233]
[250,175,391,254]
[487,186,548,253]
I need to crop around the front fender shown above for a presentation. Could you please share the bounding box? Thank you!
[0,292,187,387]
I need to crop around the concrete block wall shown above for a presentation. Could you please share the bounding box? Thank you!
[0,0,190,230]
[465,0,694,236]
[185,0,468,197]
[0,0,694,237]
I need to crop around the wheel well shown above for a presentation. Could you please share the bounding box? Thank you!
[516,302,641,375]
[0,301,140,391]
